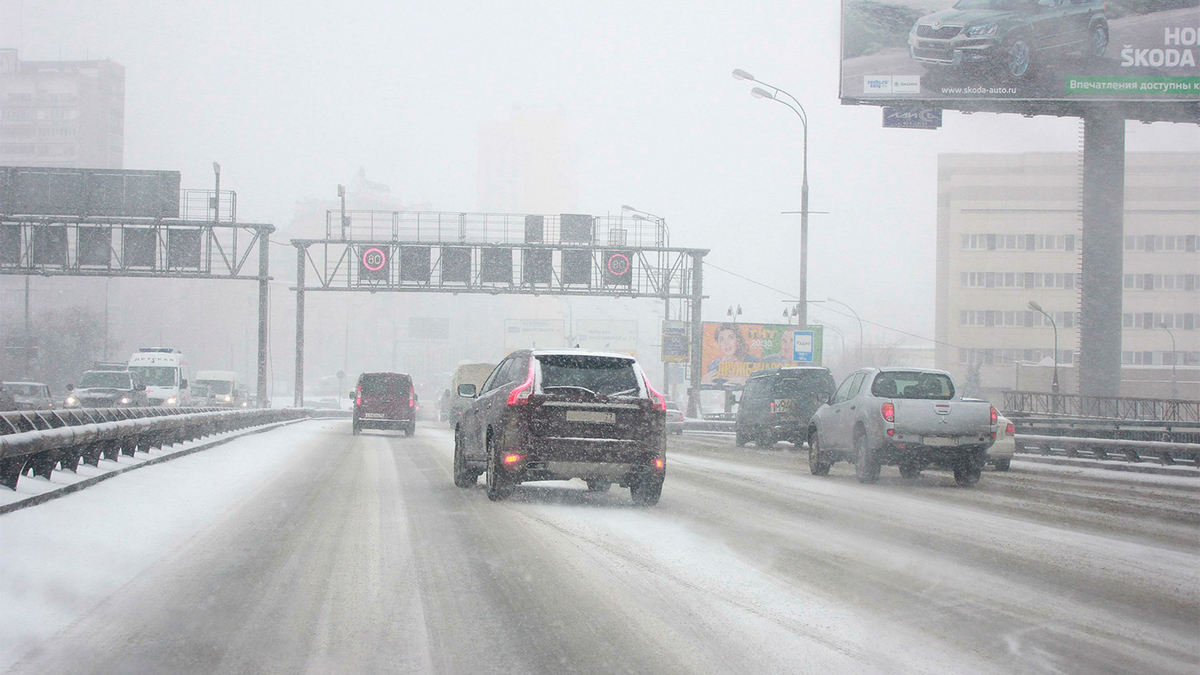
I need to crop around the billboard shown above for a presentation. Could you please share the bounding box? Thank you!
[504,319,564,351]
[841,1,1200,103]
[576,319,638,354]
[700,323,824,388]
[0,167,181,218]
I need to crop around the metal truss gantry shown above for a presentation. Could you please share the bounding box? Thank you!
[0,216,275,407]
[291,209,710,416]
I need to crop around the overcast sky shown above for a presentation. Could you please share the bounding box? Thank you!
[4,0,1198,349]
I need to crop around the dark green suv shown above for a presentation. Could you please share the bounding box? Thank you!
[735,367,835,448]
[909,0,1108,80]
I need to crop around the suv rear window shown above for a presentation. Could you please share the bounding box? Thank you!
[871,371,955,400]
[536,355,640,396]
[360,374,411,397]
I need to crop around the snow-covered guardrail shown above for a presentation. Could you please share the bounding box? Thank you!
[1014,434,1200,468]
[0,407,345,491]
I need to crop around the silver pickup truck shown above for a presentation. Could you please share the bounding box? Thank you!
[807,368,997,486]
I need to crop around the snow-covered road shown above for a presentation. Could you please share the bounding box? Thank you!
[1,421,1196,674]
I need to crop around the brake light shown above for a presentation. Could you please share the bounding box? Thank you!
[506,360,536,406]
[990,406,998,425]
[408,397,415,408]
[654,458,665,470]
[1006,422,1015,435]
[769,401,776,413]
[881,402,895,423]
[644,377,667,412]
[355,385,362,406]
[503,453,521,464]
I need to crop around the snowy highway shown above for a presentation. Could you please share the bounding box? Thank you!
[2,420,1197,674]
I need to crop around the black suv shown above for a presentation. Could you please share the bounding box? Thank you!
[909,0,1108,80]
[452,349,667,505]
[735,367,835,448]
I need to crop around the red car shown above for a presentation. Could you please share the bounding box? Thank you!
[352,372,417,436]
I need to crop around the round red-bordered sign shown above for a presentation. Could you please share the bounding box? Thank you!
[607,253,630,276]
[362,247,387,271]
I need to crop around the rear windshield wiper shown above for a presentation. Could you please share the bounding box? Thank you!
[607,387,640,398]
[542,385,599,397]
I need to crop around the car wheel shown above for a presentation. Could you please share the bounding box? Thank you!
[808,432,832,476]
[405,423,415,437]
[1003,37,1033,79]
[453,428,475,488]
[735,429,748,447]
[352,420,361,436]
[993,457,1012,472]
[586,479,611,492]
[1087,24,1108,58]
[630,477,663,506]
[898,461,921,480]
[485,435,514,501]
[854,431,881,484]
[954,456,982,487]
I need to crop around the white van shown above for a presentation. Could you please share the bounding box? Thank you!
[128,348,191,406]
[194,370,244,408]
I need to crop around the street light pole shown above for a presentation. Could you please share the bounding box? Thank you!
[212,162,221,223]
[823,297,863,368]
[734,68,809,328]
[1159,322,1178,399]
[1028,301,1059,395]
[623,205,672,397]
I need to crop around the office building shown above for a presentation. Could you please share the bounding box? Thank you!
[935,152,1199,399]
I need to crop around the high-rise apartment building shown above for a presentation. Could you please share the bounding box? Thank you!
[0,49,125,169]
[935,152,1199,399]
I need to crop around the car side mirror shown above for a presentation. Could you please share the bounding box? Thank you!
[138,383,147,391]
[66,384,75,391]
[349,390,356,399]
[457,384,477,398]
[181,379,188,389]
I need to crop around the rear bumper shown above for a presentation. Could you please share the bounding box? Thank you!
[355,415,414,429]
[882,441,987,466]
[502,435,665,484]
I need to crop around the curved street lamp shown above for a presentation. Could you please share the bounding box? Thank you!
[732,68,811,328]
[1028,300,1060,395]
[822,297,864,368]
[1159,322,1178,399]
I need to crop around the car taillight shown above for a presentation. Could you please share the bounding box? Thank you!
[506,360,536,406]
[644,377,666,412]
[1006,422,1015,436]
[990,406,998,425]
[355,385,361,406]
[503,453,522,464]
[408,397,415,408]
[769,401,775,413]
[881,402,895,423]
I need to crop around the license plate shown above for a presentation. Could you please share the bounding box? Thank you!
[566,410,616,424]
[924,436,957,447]
[364,413,384,419]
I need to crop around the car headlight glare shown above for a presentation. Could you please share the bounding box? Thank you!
[120,397,131,404]
[224,395,232,402]
[167,396,178,405]
[966,23,998,37]
[66,396,77,406]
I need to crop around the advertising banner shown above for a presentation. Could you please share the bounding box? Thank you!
[841,1,1200,103]
[504,319,564,351]
[701,323,824,388]
[575,319,638,355]
[661,321,691,363]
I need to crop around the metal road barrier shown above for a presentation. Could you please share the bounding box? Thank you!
[1014,434,1200,467]
[0,407,342,491]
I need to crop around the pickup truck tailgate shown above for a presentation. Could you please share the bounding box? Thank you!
[893,400,991,439]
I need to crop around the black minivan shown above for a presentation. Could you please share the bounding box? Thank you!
[735,367,835,448]
[353,372,416,436]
